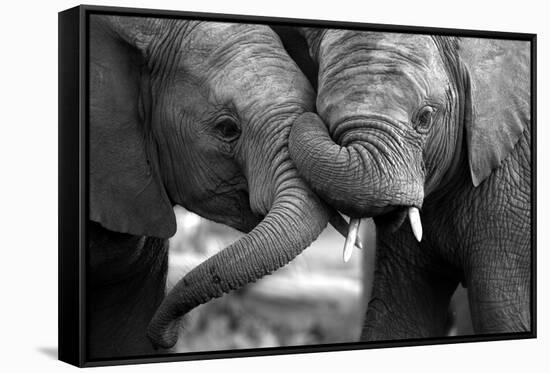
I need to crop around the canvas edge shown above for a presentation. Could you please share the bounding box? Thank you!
[58,5,87,367]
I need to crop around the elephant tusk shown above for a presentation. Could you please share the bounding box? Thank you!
[329,211,363,250]
[408,207,423,242]
[343,218,361,263]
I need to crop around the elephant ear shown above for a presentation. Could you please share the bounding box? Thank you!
[458,37,531,187]
[89,15,176,238]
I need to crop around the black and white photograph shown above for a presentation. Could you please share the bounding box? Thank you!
[58,7,535,364]
[4,0,550,371]
[11,1,540,370]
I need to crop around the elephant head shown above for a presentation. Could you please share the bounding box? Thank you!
[90,15,333,349]
[288,29,530,242]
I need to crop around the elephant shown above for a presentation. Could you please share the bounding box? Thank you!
[89,16,365,358]
[282,28,532,339]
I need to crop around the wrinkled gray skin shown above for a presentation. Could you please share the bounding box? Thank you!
[89,16,332,358]
[284,29,531,339]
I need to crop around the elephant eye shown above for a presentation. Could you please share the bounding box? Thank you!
[413,105,436,132]
[214,118,240,142]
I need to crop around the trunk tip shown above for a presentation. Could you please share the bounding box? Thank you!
[147,316,182,350]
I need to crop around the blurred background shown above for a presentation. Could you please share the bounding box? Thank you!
[167,206,472,353]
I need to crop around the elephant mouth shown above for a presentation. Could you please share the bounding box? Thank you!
[339,204,423,262]
[195,188,264,234]
[373,206,408,232]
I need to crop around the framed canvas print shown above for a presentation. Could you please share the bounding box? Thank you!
[58,4,536,367]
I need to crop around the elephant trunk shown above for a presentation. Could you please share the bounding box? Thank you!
[289,112,424,218]
[147,180,329,349]
[288,30,433,219]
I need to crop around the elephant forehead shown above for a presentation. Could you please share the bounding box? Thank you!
[167,22,312,103]
[177,22,283,67]
[321,30,440,67]
[323,31,447,88]
[318,30,451,121]
[218,66,311,104]
[200,60,313,117]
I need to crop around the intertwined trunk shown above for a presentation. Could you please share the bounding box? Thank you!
[147,181,329,348]
[289,30,426,218]
[289,112,424,217]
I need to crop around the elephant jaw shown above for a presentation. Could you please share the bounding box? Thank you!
[339,206,423,263]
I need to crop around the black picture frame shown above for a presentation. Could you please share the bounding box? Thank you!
[59,4,537,367]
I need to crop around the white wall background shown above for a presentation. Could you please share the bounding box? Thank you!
[0,0,546,371]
